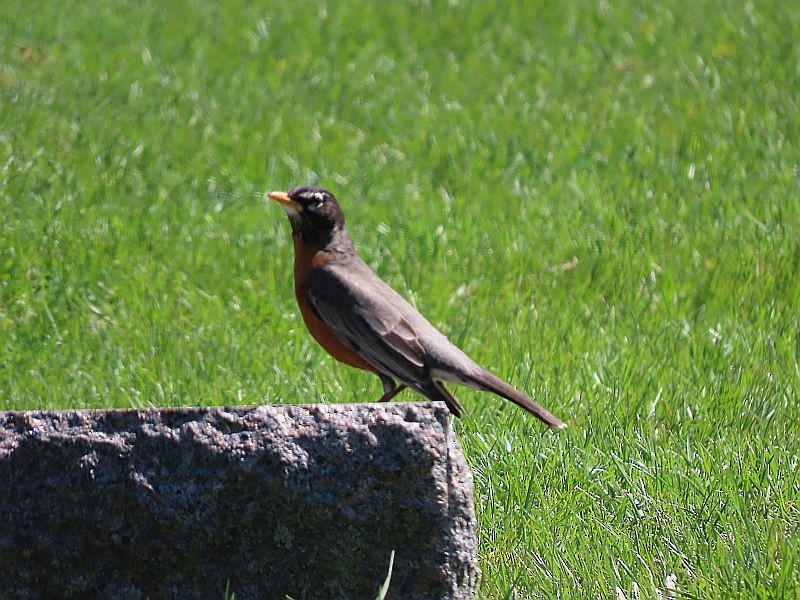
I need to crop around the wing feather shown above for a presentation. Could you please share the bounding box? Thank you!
[306,262,428,383]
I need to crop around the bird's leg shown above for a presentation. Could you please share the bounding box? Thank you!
[378,384,407,403]
[377,374,407,403]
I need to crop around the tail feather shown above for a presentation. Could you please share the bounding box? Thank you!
[469,371,567,430]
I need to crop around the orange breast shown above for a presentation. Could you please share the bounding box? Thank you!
[292,236,376,373]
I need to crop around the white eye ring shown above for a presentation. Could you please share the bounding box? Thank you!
[312,192,325,203]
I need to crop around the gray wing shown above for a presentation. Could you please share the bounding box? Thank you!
[306,259,566,428]
[305,260,433,385]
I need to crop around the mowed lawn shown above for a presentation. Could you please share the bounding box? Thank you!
[1,1,798,597]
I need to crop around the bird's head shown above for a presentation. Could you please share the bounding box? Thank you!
[267,186,346,244]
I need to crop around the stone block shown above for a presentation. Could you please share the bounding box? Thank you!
[0,402,478,599]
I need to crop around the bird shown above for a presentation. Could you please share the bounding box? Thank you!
[266,186,566,430]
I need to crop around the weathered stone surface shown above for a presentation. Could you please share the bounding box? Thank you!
[0,402,478,600]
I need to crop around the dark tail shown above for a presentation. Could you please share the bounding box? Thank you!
[469,371,567,430]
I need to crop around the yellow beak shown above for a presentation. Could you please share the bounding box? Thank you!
[267,191,291,205]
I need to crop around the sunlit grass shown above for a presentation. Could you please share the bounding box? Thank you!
[1,1,798,597]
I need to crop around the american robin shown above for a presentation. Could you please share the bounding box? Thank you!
[267,186,566,429]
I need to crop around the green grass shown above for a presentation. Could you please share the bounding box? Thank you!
[1,0,798,597]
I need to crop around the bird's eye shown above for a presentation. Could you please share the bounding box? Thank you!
[306,192,325,210]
